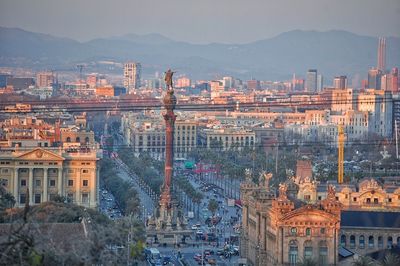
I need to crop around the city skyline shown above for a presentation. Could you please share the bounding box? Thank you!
[0,0,399,44]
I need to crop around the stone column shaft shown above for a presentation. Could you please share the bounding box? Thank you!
[43,168,48,202]
[13,168,19,203]
[28,168,33,204]
[90,169,96,207]
[75,168,81,204]
[57,168,62,196]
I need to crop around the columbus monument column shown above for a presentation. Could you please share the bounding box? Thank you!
[159,69,177,219]
[146,69,191,246]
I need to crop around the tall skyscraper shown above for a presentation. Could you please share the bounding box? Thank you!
[392,68,399,93]
[123,62,141,93]
[222,76,234,89]
[333,76,348,89]
[368,68,382,90]
[36,71,54,87]
[305,69,317,92]
[377,37,386,71]
[317,74,323,92]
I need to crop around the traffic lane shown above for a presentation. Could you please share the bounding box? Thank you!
[115,161,155,214]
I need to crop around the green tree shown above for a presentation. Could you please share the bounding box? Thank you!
[0,186,16,210]
[380,253,400,266]
[208,199,219,217]
[352,256,375,266]
[130,240,145,261]
[51,194,67,203]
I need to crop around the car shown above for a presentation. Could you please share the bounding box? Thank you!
[193,253,202,261]
[207,258,216,265]
[216,249,224,256]
[204,249,214,255]
[191,225,198,230]
[196,230,204,235]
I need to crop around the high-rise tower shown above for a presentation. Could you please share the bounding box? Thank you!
[392,68,399,93]
[377,37,386,71]
[123,62,141,94]
[368,68,382,90]
[305,69,317,92]
[333,76,347,89]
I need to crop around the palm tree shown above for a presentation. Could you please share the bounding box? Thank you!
[352,256,375,266]
[380,253,400,266]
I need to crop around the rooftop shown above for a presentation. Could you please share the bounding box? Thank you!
[341,210,400,228]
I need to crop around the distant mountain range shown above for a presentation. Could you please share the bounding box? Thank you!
[0,27,399,81]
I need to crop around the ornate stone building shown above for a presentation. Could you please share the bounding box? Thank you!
[240,171,341,266]
[0,147,99,208]
[296,177,400,211]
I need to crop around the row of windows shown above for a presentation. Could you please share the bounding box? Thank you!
[341,235,400,249]
[6,168,91,175]
[289,241,328,266]
[68,179,89,187]
[290,227,326,236]
[0,162,11,165]
[65,137,90,143]
[176,125,196,130]
[18,179,89,187]
[19,192,91,204]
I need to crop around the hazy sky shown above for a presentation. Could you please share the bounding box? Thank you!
[0,0,399,44]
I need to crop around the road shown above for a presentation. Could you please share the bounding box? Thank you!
[112,155,156,219]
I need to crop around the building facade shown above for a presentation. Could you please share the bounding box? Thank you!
[121,112,197,159]
[0,147,99,208]
[240,177,341,266]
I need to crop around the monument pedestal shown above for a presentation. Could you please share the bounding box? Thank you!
[146,199,192,246]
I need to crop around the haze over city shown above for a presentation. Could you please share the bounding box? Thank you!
[1,0,399,43]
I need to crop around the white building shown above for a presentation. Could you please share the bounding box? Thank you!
[123,62,141,93]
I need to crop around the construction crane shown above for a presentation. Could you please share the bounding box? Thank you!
[338,125,345,184]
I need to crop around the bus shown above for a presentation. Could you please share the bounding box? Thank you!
[144,248,161,266]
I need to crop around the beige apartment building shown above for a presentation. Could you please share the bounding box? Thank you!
[122,112,197,159]
[199,127,256,150]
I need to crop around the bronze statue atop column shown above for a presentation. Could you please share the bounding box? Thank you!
[164,69,176,90]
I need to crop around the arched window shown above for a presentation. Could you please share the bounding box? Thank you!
[290,227,297,236]
[76,137,80,143]
[387,236,393,249]
[66,137,71,142]
[397,237,400,247]
[85,137,90,143]
[304,240,313,260]
[368,236,374,248]
[378,236,383,248]
[359,235,365,249]
[289,240,298,266]
[350,235,356,248]
[319,241,328,266]
[306,228,311,236]
[340,235,346,247]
